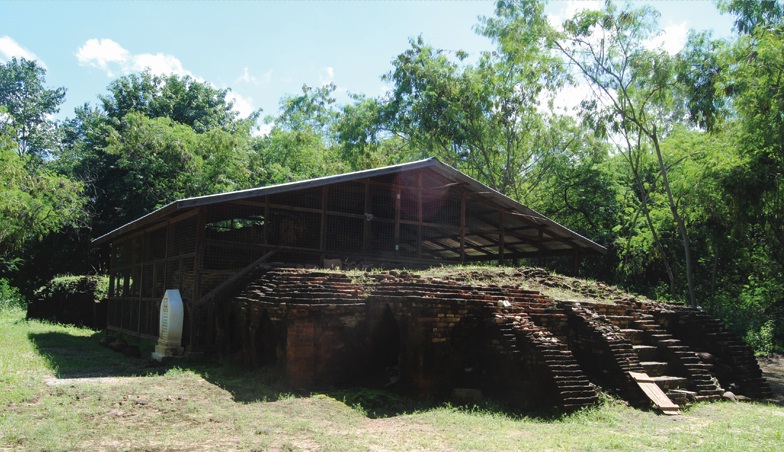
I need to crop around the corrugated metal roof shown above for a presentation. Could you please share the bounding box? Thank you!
[92,157,606,254]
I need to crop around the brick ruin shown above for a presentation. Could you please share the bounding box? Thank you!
[217,266,771,412]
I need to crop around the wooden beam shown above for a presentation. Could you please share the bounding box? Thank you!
[195,248,279,308]
[193,207,208,345]
[394,188,401,253]
[320,186,328,253]
[499,211,506,266]
[417,171,423,258]
[460,192,466,263]
[363,182,371,254]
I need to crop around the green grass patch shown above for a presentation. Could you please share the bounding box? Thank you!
[2,307,783,451]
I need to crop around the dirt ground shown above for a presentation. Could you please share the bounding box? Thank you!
[758,353,784,405]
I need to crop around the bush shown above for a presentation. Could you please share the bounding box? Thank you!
[745,320,775,356]
[34,274,109,301]
[28,274,109,328]
[0,278,25,311]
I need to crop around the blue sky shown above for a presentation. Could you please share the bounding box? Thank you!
[2,1,735,130]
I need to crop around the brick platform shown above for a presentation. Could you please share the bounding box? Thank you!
[217,267,769,412]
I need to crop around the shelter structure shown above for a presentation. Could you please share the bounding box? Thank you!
[94,158,605,351]
[94,158,772,412]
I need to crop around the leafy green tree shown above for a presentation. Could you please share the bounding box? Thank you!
[99,70,257,132]
[0,131,84,272]
[552,1,698,304]
[335,94,411,171]
[382,29,567,203]
[61,72,260,236]
[0,58,66,158]
[252,84,346,184]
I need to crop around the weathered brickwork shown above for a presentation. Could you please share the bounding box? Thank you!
[219,267,769,411]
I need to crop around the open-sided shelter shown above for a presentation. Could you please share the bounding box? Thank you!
[93,158,606,352]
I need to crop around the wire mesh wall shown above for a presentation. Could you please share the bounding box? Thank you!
[102,166,581,349]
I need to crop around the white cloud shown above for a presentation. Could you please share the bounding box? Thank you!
[644,22,689,55]
[0,36,44,66]
[76,38,129,76]
[77,38,259,126]
[547,0,602,29]
[319,66,335,86]
[76,38,192,78]
[226,90,255,119]
[235,67,260,85]
[255,122,273,138]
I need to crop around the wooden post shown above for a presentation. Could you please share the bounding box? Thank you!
[417,171,423,258]
[460,192,466,263]
[263,196,270,245]
[394,188,401,253]
[193,207,207,347]
[572,249,580,275]
[537,228,545,267]
[320,186,329,255]
[499,211,505,267]
[108,243,115,299]
[137,232,147,335]
[363,182,372,254]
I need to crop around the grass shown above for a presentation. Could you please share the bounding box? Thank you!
[2,306,783,451]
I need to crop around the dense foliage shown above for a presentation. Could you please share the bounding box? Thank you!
[1,0,782,353]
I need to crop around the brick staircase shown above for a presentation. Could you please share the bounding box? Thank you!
[488,306,599,411]
[601,306,724,405]
[368,277,599,411]
[233,267,365,305]
[649,305,772,400]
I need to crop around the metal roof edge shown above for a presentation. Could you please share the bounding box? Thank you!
[176,158,439,209]
[92,157,606,255]
[427,160,607,254]
[92,201,181,246]
[92,158,439,246]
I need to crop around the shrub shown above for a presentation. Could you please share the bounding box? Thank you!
[745,319,775,357]
[0,278,25,311]
[34,274,109,301]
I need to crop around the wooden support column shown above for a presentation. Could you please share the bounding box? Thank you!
[537,228,545,267]
[363,182,372,254]
[320,186,329,255]
[263,196,270,245]
[572,249,581,275]
[137,232,147,335]
[460,192,466,263]
[193,207,207,347]
[394,188,401,253]
[499,211,506,266]
[108,243,115,300]
[417,171,423,258]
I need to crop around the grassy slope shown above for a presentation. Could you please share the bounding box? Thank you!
[1,306,783,451]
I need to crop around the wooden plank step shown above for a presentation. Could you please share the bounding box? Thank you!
[629,371,680,415]
[640,361,669,375]
[633,345,658,361]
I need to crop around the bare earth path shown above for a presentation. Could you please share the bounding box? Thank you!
[759,353,784,405]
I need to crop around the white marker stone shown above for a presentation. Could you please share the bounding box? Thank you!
[152,289,184,361]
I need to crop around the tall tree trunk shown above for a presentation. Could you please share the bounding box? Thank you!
[650,126,697,306]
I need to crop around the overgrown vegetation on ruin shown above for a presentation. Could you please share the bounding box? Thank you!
[3,0,784,355]
[2,306,783,451]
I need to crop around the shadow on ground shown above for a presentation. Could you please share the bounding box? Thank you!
[28,330,568,420]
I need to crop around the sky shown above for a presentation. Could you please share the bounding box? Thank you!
[2,0,736,132]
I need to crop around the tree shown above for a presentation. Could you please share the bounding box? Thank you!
[382,30,567,202]
[0,58,66,158]
[0,131,84,272]
[551,1,698,305]
[252,84,346,184]
[99,70,257,132]
[62,72,261,236]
